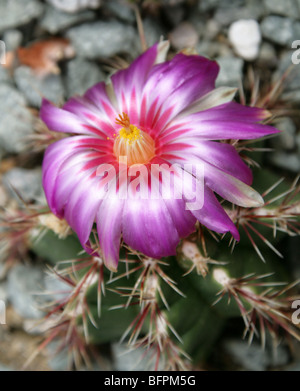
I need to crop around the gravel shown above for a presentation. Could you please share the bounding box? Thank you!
[46,0,101,13]
[0,67,12,83]
[0,84,34,154]
[268,152,300,173]
[294,21,300,38]
[143,18,166,48]
[67,20,137,59]
[270,118,297,150]
[7,264,46,319]
[0,0,44,33]
[40,5,96,34]
[263,0,300,19]
[3,168,44,203]
[214,0,264,26]
[223,339,290,370]
[65,57,105,98]
[103,0,135,23]
[261,16,295,46]
[275,51,300,92]
[2,29,23,51]
[198,0,246,12]
[112,343,163,371]
[0,282,7,302]
[14,66,65,107]
[215,56,244,87]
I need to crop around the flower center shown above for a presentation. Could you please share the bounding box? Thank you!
[113,112,155,166]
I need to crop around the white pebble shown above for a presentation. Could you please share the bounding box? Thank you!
[47,0,101,13]
[228,19,261,61]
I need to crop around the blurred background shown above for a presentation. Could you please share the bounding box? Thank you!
[0,0,299,371]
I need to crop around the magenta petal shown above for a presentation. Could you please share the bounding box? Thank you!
[168,118,278,140]
[122,196,180,259]
[50,154,92,216]
[42,135,112,213]
[164,197,197,238]
[96,192,124,272]
[63,96,116,138]
[204,164,263,207]
[64,178,102,246]
[191,187,239,240]
[142,54,219,132]
[190,141,253,185]
[111,43,159,113]
[40,99,94,135]
[185,102,271,122]
[84,81,118,123]
[42,138,86,212]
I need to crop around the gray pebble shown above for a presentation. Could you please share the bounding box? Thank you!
[293,21,300,39]
[143,18,166,48]
[67,21,137,59]
[7,264,46,319]
[268,151,300,172]
[3,168,44,203]
[0,67,12,83]
[112,343,163,371]
[223,339,290,371]
[65,57,105,98]
[214,1,264,26]
[274,50,300,92]
[270,118,297,150]
[261,16,294,46]
[103,0,135,23]
[0,84,34,154]
[2,29,23,51]
[47,340,113,371]
[47,0,101,13]
[198,0,246,12]
[263,0,300,19]
[0,0,44,33]
[0,282,7,302]
[215,56,244,87]
[40,5,95,34]
[14,66,65,107]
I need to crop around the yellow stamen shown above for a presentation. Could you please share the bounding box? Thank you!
[115,112,142,145]
[114,112,155,166]
[119,124,142,144]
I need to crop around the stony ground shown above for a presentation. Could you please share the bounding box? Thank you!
[0,0,299,371]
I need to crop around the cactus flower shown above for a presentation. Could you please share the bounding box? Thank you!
[40,42,277,271]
